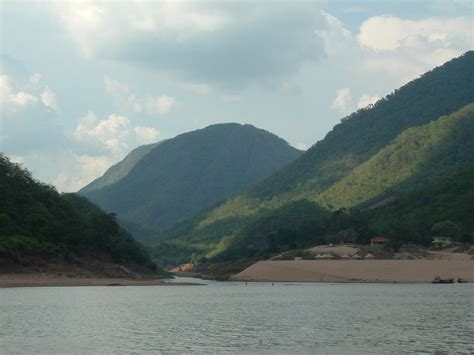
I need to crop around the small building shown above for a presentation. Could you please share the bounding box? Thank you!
[351,254,361,260]
[432,237,452,248]
[370,236,389,246]
[364,253,375,260]
[294,256,303,261]
[340,254,351,260]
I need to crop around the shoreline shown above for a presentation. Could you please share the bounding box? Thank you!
[0,274,200,288]
[231,260,474,283]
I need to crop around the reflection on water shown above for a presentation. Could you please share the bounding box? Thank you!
[1,282,473,354]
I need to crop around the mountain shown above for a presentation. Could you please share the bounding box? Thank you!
[316,103,474,209]
[0,154,160,275]
[80,123,302,235]
[80,142,161,193]
[152,52,474,266]
[203,106,474,260]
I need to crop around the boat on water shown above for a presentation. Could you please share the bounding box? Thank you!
[432,277,454,284]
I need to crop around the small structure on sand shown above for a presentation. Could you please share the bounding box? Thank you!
[340,254,351,260]
[370,236,389,246]
[351,254,361,260]
[431,237,452,249]
[364,253,375,260]
[294,256,303,261]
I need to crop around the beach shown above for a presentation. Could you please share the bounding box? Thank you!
[231,260,474,283]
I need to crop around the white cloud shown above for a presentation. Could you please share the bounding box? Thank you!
[0,75,38,109]
[41,86,59,111]
[49,2,327,88]
[73,111,161,155]
[134,126,160,143]
[355,16,472,85]
[295,143,308,151]
[74,112,130,153]
[357,94,380,109]
[54,154,111,192]
[104,77,176,115]
[357,16,471,52]
[8,154,24,164]
[144,95,175,115]
[330,88,352,113]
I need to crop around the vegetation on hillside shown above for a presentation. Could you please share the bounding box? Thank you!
[0,154,159,273]
[81,123,302,234]
[80,142,161,193]
[149,52,474,266]
[317,104,474,208]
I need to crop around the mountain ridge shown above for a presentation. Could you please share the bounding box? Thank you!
[80,123,303,235]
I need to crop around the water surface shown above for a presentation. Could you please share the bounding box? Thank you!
[1,281,473,354]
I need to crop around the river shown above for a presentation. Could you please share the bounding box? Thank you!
[1,280,472,353]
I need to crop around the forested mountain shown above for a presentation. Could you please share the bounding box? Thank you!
[80,142,161,194]
[317,104,474,209]
[150,52,474,266]
[80,123,302,235]
[0,154,159,274]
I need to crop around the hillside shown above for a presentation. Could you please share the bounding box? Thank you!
[80,142,161,193]
[80,123,302,234]
[151,106,473,265]
[0,154,161,276]
[151,52,474,266]
[317,104,474,209]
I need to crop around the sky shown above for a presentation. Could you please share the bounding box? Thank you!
[1,0,472,192]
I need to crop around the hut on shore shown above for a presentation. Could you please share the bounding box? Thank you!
[364,253,375,260]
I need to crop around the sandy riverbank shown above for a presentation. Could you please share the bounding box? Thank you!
[231,260,474,283]
[0,274,199,288]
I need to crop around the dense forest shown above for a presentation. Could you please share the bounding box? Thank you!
[80,123,302,237]
[0,154,159,274]
[149,52,474,267]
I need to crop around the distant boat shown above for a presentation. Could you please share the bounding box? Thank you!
[457,278,468,283]
[432,277,454,284]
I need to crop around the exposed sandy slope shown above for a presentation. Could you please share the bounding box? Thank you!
[307,245,360,256]
[232,260,474,283]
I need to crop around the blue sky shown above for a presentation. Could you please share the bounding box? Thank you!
[1,0,472,191]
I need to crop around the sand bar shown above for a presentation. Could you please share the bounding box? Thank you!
[232,260,474,283]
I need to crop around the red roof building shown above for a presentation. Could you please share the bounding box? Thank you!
[370,236,389,245]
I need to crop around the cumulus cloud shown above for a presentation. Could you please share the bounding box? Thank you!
[49,2,328,88]
[357,94,380,109]
[54,154,111,192]
[355,15,472,84]
[134,126,160,143]
[41,86,59,111]
[73,111,161,155]
[74,112,130,154]
[330,88,352,113]
[0,74,38,109]
[357,16,471,53]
